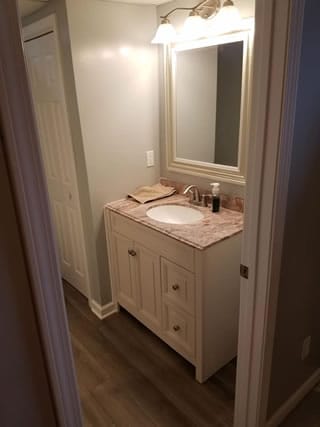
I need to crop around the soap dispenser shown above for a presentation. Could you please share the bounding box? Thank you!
[210,183,220,213]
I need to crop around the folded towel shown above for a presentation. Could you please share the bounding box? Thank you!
[128,183,176,204]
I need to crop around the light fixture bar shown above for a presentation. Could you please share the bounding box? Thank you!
[160,0,221,21]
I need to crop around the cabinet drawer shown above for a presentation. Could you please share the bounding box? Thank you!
[162,303,195,362]
[109,211,194,272]
[161,258,195,315]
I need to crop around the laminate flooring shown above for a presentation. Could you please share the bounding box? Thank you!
[280,388,320,427]
[64,283,320,426]
[64,282,236,427]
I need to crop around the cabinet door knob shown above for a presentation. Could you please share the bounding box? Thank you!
[172,284,180,291]
[128,249,136,256]
[173,325,180,332]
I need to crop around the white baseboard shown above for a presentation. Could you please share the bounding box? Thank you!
[267,368,320,427]
[90,300,118,320]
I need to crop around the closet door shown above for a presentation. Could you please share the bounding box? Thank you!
[24,31,88,296]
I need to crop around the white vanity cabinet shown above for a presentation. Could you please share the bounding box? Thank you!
[105,208,241,383]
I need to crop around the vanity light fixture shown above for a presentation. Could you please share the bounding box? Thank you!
[151,0,241,44]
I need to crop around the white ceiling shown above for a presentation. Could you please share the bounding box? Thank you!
[18,0,169,16]
[18,0,48,17]
[112,0,170,4]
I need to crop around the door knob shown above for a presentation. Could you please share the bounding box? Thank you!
[172,284,180,291]
[128,249,136,256]
[173,325,180,332]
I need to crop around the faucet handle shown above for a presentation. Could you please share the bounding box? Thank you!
[185,191,194,203]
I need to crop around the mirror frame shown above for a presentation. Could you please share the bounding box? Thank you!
[164,29,253,185]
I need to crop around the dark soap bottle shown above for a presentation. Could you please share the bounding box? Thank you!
[210,183,220,213]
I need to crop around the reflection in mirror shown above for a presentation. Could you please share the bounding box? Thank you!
[167,30,253,185]
[175,41,243,167]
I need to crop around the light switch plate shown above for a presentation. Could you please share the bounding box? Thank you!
[146,150,154,167]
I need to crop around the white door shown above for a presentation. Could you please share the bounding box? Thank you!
[24,31,88,297]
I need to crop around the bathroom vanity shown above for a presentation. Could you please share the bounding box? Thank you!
[104,195,243,383]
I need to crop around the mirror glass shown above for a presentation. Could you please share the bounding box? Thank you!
[175,41,243,167]
[166,31,252,185]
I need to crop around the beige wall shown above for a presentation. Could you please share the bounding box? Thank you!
[65,0,160,303]
[157,0,255,196]
[267,0,320,417]
[0,140,56,426]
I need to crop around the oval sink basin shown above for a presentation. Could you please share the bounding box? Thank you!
[146,204,204,225]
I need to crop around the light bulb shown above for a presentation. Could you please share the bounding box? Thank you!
[181,12,206,41]
[151,19,176,44]
[207,0,241,35]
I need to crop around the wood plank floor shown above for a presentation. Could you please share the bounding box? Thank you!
[64,283,236,427]
[280,389,320,427]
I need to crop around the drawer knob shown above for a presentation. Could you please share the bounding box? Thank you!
[173,325,180,332]
[128,249,136,256]
[172,284,180,291]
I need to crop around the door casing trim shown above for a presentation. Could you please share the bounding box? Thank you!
[0,2,82,426]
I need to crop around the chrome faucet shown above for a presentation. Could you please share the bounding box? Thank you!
[183,185,201,205]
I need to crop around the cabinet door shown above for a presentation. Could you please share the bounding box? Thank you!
[111,233,137,312]
[135,243,162,333]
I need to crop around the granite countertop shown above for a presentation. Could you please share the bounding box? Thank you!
[105,194,243,250]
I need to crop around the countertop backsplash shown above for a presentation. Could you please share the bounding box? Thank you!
[160,177,244,213]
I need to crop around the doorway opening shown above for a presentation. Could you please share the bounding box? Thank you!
[9,0,312,427]
[21,10,244,424]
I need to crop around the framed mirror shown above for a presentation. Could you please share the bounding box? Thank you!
[164,30,253,185]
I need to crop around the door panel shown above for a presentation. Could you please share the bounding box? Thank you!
[52,200,73,281]
[112,233,137,311]
[68,207,86,277]
[135,244,162,333]
[24,32,88,296]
